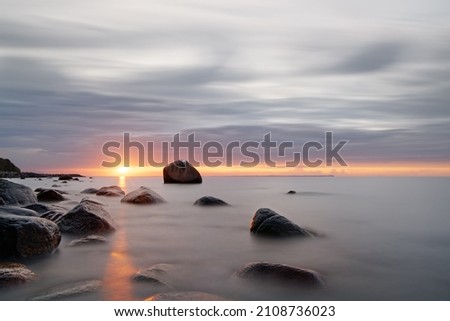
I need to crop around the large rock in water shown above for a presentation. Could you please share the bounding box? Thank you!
[234,262,324,289]
[0,179,37,206]
[36,189,66,202]
[163,160,202,184]
[0,214,61,258]
[0,263,37,287]
[121,187,165,204]
[57,200,116,235]
[96,186,125,197]
[250,208,313,238]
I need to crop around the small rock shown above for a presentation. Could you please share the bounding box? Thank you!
[163,160,202,184]
[37,189,66,202]
[145,291,225,301]
[67,235,108,247]
[96,186,125,197]
[250,208,313,238]
[29,280,102,301]
[193,196,229,206]
[287,190,296,194]
[80,188,99,194]
[234,262,324,289]
[121,187,165,204]
[0,263,37,287]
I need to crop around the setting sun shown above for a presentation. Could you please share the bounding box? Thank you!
[117,166,129,176]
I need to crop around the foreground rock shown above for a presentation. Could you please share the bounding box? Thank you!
[96,186,125,197]
[234,262,324,289]
[29,280,102,301]
[163,160,202,184]
[80,188,99,194]
[57,200,116,235]
[67,235,108,247]
[36,189,66,202]
[0,263,37,287]
[121,187,165,204]
[0,214,61,258]
[0,206,38,217]
[194,196,229,206]
[0,179,37,205]
[250,208,313,238]
[146,291,225,301]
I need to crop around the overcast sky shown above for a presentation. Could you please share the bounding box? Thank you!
[1,0,449,173]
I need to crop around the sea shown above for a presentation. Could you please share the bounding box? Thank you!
[1,176,450,301]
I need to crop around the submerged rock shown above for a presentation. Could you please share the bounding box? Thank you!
[121,187,165,204]
[23,203,67,223]
[0,263,37,287]
[146,291,225,301]
[0,206,38,217]
[29,280,102,301]
[80,188,99,194]
[0,214,61,258]
[67,235,108,247]
[234,262,324,289]
[163,160,202,184]
[57,200,116,235]
[96,186,125,197]
[193,196,229,206]
[250,208,313,238]
[287,190,296,194]
[0,179,37,206]
[36,189,66,202]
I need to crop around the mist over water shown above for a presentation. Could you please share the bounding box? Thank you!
[1,176,450,300]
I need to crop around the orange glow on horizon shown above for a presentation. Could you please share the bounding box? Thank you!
[51,162,450,177]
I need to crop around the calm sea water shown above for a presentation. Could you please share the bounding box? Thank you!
[1,176,450,301]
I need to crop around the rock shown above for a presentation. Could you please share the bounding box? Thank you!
[193,196,229,206]
[96,186,125,197]
[0,179,37,206]
[145,291,225,301]
[0,214,61,258]
[73,178,79,181]
[80,188,99,194]
[163,160,202,184]
[35,187,67,194]
[250,208,313,238]
[0,263,37,287]
[58,175,73,181]
[80,197,105,206]
[67,235,108,247]
[121,187,165,204]
[0,206,38,217]
[51,184,61,188]
[22,203,67,223]
[131,264,175,285]
[0,197,5,205]
[29,280,102,301]
[36,189,66,202]
[234,262,324,289]
[57,200,116,235]
[0,158,21,173]
[287,190,296,194]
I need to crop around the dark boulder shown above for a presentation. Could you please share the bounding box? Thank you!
[0,179,37,206]
[36,189,66,202]
[22,203,67,223]
[67,235,108,247]
[57,200,116,235]
[234,262,324,289]
[96,186,125,197]
[80,188,99,194]
[121,187,165,204]
[0,263,37,287]
[146,291,225,301]
[163,160,202,184]
[250,208,313,238]
[194,196,229,206]
[0,214,61,258]
[0,206,38,217]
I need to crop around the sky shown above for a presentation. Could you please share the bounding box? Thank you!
[1,0,450,176]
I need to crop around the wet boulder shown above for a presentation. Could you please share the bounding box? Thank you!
[121,187,165,205]
[0,179,37,206]
[250,208,313,238]
[163,160,202,184]
[57,200,116,235]
[0,214,61,258]
[96,186,125,197]
[36,189,66,202]
[0,263,37,287]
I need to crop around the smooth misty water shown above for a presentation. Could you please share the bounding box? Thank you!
[1,176,450,301]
